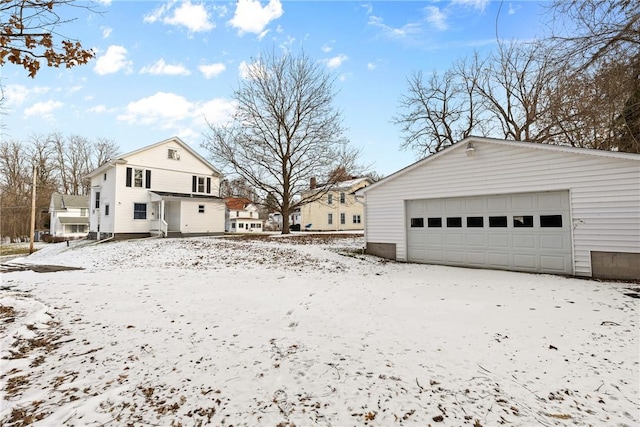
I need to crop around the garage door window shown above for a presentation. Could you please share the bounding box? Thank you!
[410,218,424,228]
[489,216,507,227]
[428,217,442,227]
[467,216,484,227]
[447,217,462,227]
[540,215,563,227]
[513,215,533,227]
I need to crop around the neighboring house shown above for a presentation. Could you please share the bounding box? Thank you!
[49,193,89,239]
[358,136,640,280]
[84,137,226,240]
[225,197,264,232]
[301,177,372,231]
[267,209,301,231]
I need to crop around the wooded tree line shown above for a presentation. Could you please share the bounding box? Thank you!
[394,0,640,157]
[0,134,119,241]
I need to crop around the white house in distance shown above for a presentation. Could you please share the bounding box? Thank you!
[358,136,640,280]
[85,137,226,240]
[225,197,263,232]
[49,193,89,239]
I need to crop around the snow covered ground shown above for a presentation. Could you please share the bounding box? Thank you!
[1,234,638,426]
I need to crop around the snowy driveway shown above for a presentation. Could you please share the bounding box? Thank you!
[1,235,638,426]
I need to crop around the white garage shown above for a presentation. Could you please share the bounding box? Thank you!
[360,137,640,279]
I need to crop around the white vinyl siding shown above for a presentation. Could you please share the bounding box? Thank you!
[363,140,640,277]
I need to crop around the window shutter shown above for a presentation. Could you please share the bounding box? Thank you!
[192,176,197,192]
[145,170,151,189]
[126,167,132,187]
[206,177,211,194]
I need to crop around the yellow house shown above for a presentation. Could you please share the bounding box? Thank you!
[301,177,372,231]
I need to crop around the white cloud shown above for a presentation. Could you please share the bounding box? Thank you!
[24,100,64,119]
[94,45,133,75]
[117,92,235,130]
[425,6,448,31]
[452,0,489,12]
[508,3,518,15]
[367,62,377,71]
[140,59,191,76]
[228,0,283,35]
[326,54,348,70]
[198,62,226,79]
[101,26,112,38]
[367,15,422,38]
[4,84,51,107]
[144,0,214,33]
[321,43,333,53]
[88,105,108,113]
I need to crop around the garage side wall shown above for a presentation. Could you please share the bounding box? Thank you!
[363,142,640,277]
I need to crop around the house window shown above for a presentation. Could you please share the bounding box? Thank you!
[105,204,110,216]
[103,173,107,181]
[446,217,462,227]
[540,215,563,227]
[467,216,484,227]
[239,223,244,229]
[80,208,88,216]
[134,203,147,219]
[232,223,236,229]
[95,192,100,209]
[411,218,424,228]
[340,192,345,204]
[328,194,333,204]
[70,225,86,233]
[513,215,533,227]
[489,216,508,227]
[168,148,180,160]
[427,217,442,227]
[198,205,205,213]
[134,169,143,187]
[328,213,333,225]
[340,213,346,224]
[353,214,361,224]
[192,176,211,194]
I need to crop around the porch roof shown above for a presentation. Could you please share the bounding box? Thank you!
[58,216,89,225]
[150,191,222,200]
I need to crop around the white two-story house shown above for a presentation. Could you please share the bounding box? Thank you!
[85,137,226,240]
[49,193,89,239]
[225,197,263,232]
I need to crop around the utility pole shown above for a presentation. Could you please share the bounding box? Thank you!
[29,166,37,254]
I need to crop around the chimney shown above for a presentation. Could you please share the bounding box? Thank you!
[310,177,317,189]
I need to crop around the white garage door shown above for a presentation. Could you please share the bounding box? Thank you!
[406,191,573,274]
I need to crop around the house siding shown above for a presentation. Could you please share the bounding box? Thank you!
[181,200,226,234]
[363,140,640,277]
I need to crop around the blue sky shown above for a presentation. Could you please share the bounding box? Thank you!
[1,0,549,176]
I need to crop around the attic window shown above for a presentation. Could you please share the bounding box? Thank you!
[168,149,180,160]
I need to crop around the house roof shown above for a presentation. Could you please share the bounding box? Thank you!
[58,216,89,225]
[225,197,255,210]
[50,193,89,210]
[360,136,640,194]
[312,176,373,192]
[85,136,221,179]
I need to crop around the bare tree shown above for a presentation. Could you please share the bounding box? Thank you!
[93,137,119,167]
[546,0,640,152]
[0,140,30,241]
[203,49,361,234]
[0,0,96,77]
[393,63,485,156]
